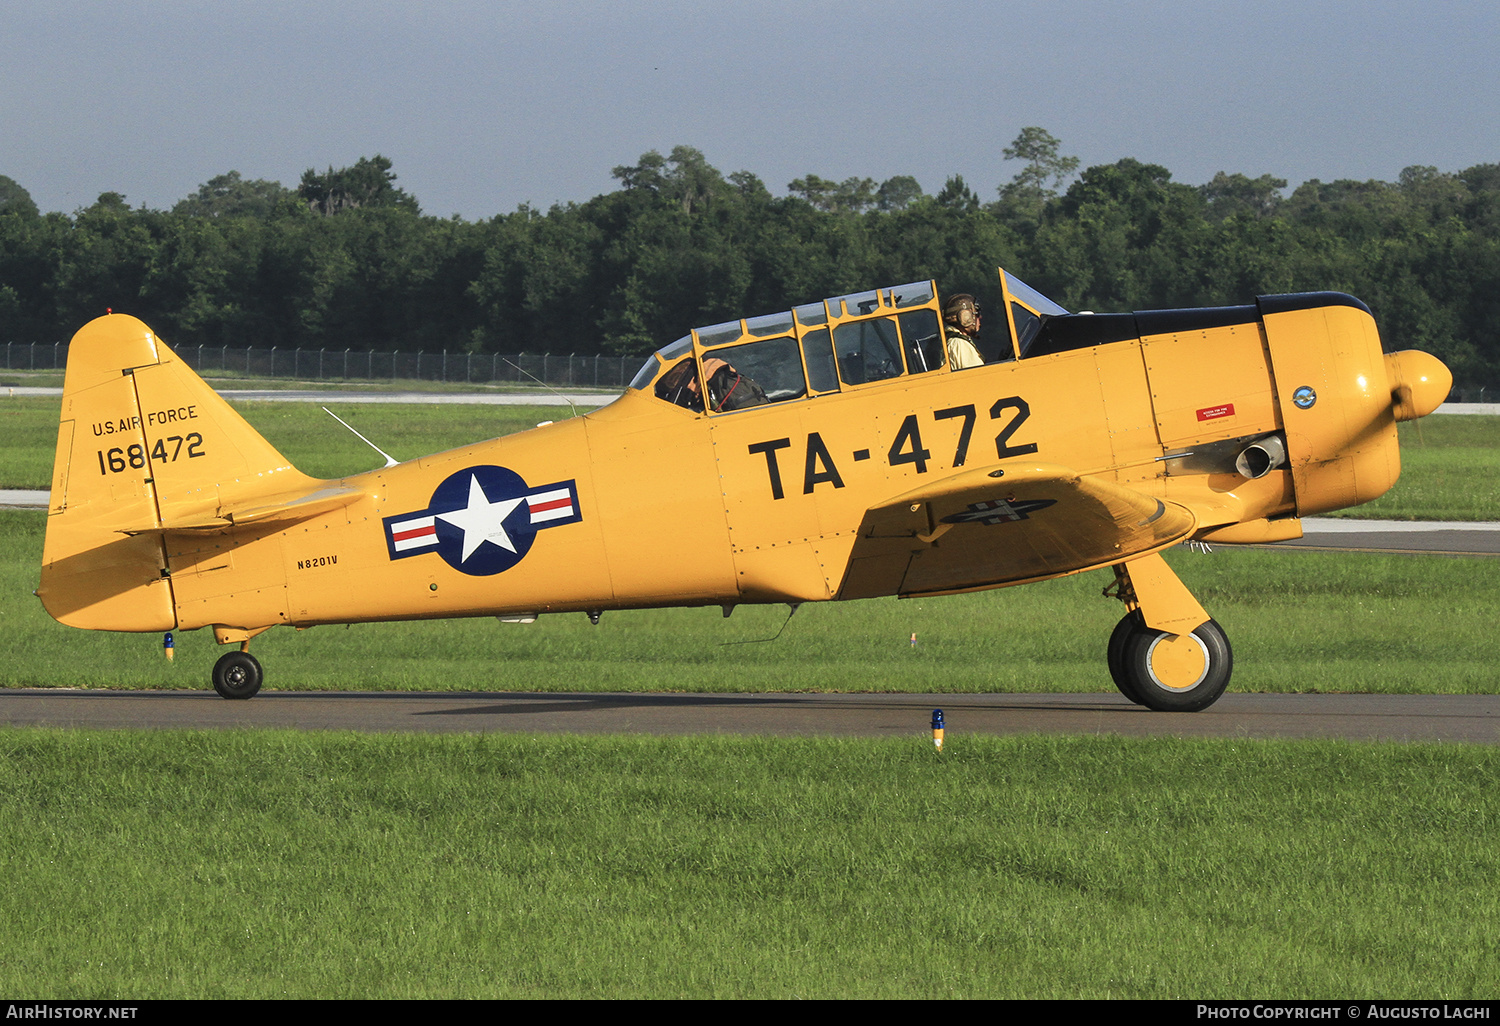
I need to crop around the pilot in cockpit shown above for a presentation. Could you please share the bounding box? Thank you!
[944,293,984,370]
[656,358,704,410]
[656,357,768,412]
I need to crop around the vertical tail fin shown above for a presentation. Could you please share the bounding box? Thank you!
[39,314,314,631]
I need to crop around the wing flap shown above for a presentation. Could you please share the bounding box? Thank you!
[837,462,1196,600]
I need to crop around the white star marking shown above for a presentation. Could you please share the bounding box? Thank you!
[436,474,526,562]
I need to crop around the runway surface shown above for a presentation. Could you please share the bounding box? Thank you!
[2,690,1497,743]
[1274,518,1500,556]
[218,388,613,406]
[5,384,611,406]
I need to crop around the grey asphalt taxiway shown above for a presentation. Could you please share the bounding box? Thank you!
[1,690,1497,744]
[1272,517,1500,556]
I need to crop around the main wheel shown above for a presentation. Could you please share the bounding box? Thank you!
[1117,617,1232,712]
[1107,611,1147,705]
[212,651,263,700]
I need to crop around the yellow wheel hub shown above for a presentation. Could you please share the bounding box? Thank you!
[1144,632,1210,691]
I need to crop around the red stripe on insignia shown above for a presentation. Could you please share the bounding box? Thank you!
[529,497,572,514]
[393,525,436,543]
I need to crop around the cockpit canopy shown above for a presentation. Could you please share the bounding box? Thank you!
[629,269,1068,413]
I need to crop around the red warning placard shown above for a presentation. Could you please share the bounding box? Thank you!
[1196,403,1235,421]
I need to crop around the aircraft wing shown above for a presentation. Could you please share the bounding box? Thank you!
[837,462,1196,600]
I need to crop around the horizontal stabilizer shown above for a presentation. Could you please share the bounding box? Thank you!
[123,485,365,535]
[838,462,1196,600]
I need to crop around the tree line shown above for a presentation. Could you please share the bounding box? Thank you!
[2,134,1497,387]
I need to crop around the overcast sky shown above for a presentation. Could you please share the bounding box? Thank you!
[3,0,1496,219]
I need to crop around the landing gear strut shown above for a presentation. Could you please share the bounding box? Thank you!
[212,650,263,700]
[1106,554,1232,712]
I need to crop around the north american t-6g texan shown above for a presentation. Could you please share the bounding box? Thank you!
[38,267,1450,709]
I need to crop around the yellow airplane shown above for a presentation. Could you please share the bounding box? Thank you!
[38,268,1450,710]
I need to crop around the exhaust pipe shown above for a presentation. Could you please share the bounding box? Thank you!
[1235,435,1287,479]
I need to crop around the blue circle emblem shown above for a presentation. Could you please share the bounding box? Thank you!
[383,465,582,577]
[428,466,538,576]
[1292,386,1317,410]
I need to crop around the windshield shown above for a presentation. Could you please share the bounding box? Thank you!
[1003,271,1069,316]
[629,335,692,390]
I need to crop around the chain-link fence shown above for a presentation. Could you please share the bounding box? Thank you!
[8,340,1499,401]
[2,342,648,389]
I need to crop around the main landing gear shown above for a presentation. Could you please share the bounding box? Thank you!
[1105,554,1232,712]
[212,648,264,700]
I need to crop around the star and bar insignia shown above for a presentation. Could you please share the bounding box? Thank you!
[940,497,1055,526]
[383,465,581,576]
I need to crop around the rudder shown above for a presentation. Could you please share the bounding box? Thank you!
[38,314,314,631]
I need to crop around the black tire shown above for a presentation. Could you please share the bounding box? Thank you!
[1118,618,1232,713]
[1107,611,1147,705]
[212,651,263,700]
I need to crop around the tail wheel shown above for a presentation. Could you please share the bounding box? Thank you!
[212,651,263,700]
[1116,617,1232,712]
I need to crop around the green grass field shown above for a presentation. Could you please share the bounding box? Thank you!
[2,729,1495,999]
[1333,417,1500,521]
